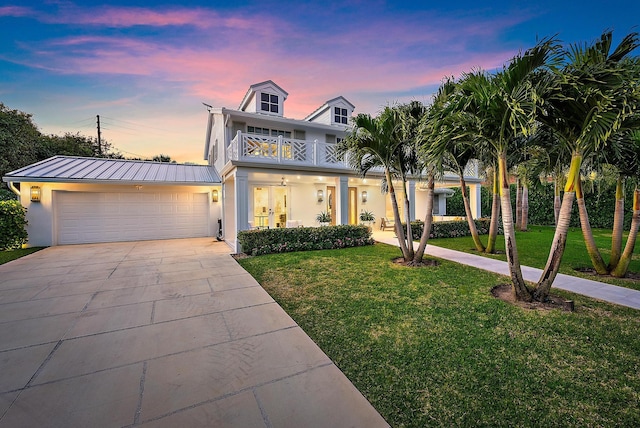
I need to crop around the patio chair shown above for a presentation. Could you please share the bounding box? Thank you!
[380,217,395,231]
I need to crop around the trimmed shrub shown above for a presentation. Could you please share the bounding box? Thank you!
[0,200,28,250]
[403,218,500,241]
[237,225,374,256]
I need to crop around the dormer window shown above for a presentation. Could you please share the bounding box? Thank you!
[334,107,348,124]
[261,93,279,113]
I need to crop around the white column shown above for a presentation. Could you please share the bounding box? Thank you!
[338,176,349,225]
[235,169,249,231]
[408,180,416,221]
[469,183,482,219]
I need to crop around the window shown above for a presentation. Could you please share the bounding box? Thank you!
[325,135,343,145]
[334,107,348,124]
[261,93,279,113]
[247,126,291,138]
[270,129,291,138]
[247,126,270,136]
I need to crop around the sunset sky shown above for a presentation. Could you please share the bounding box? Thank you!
[1,1,638,164]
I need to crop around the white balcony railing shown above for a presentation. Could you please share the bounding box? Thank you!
[225,131,480,179]
[226,131,350,169]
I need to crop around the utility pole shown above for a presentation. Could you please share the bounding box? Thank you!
[96,114,102,156]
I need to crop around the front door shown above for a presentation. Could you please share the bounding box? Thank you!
[327,186,336,225]
[253,186,288,229]
[348,187,358,225]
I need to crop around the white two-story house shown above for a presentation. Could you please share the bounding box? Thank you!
[3,80,482,249]
[204,80,483,253]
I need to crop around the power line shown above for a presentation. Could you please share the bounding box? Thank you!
[67,117,95,126]
[100,116,181,134]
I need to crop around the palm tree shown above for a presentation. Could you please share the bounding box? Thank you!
[423,76,497,253]
[431,126,486,251]
[338,107,413,261]
[608,129,640,277]
[453,37,559,301]
[395,101,430,261]
[414,80,457,263]
[535,31,640,298]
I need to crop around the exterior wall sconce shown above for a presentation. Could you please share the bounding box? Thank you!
[212,189,219,203]
[317,189,324,202]
[30,186,41,202]
[361,190,367,204]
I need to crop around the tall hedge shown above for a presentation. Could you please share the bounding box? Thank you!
[0,200,28,250]
[403,218,500,241]
[446,182,634,229]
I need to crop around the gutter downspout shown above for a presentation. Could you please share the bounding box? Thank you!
[7,181,20,197]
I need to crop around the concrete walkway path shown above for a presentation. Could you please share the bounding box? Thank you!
[373,231,640,310]
[0,238,388,427]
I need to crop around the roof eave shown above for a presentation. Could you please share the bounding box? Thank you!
[2,176,220,186]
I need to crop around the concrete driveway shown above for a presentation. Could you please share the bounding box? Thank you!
[0,238,388,427]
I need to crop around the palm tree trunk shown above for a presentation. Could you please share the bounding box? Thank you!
[498,152,531,301]
[400,178,415,259]
[387,171,410,261]
[554,179,561,226]
[521,183,529,232]
[515,178,522,230]
[608,176,625,271]
[535,153,581,301]
[575,178,608,275]
[460,175,486,252]
[413,173,434,264]
[486,169,500,254]
[611,187,639,278]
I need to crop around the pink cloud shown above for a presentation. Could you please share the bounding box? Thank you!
[0,6,32,17]
[6,3,537,162]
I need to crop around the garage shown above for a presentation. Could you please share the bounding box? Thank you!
[55,191,210,244]
[2,156,222,247]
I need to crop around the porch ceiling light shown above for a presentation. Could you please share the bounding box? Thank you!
[30,186,41,202]
[361,190,367,204]
[317,189,324,202]
[212,189,219,203]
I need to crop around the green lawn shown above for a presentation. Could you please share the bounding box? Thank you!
[238,244,640,427]
[429,225,640,291]
[0,247,44,265]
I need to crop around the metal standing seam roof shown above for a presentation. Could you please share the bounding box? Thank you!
[2,156,221,185]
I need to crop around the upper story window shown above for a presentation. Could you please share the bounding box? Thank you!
[261,93,279,113]
[334,107,348,124]
[247,126,291,138]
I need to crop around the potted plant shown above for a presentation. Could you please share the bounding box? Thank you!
[316,211,331,226]
[359,210,375,229]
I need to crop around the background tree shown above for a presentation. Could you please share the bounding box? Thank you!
[0,103,40,179]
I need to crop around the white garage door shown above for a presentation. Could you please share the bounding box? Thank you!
[55,191,210,244]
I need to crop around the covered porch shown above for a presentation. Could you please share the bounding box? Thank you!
[220,168,482,253]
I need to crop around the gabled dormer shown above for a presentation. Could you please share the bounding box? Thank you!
[304,96,355,126]
[238,80,288,117]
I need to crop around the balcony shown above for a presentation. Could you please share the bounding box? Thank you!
[226,131,349,170]
[226,131,480,179]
